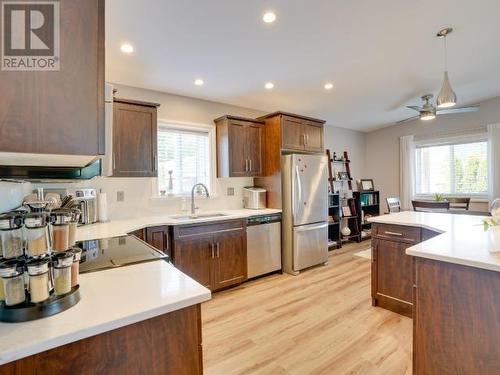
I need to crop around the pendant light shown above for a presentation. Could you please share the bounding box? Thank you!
[436,28,457,108]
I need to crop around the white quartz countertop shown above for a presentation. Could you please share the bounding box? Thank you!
[0,260,211,365]
[368,211,500,272]
[76,208,282,241]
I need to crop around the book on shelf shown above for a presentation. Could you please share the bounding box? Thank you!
[360,193,378,206]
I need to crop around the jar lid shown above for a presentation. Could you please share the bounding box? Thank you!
[0,259,24,277]
[24,212,48,228]
[70,247,83,262]
[52,251,74,267]
[0,213,23,230]
[69,208,81,223]
[26,258,50,275]
[50,209,72,225]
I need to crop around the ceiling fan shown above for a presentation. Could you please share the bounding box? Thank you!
[397,94,479,123]
[397,27,479,124]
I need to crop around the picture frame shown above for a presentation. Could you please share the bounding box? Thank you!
[341,206,352,217]
[360,179,374,191]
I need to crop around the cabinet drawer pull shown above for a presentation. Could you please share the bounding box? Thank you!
[384,231,403,236]
[211,243,215,258]
[216,242,220,258]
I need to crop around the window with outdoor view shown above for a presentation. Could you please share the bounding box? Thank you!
[415,139,489,197]
[157,123,211,196]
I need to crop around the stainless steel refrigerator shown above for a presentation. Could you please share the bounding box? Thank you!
[282,154,328,275]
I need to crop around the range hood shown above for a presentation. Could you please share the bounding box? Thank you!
[0,152,101,180]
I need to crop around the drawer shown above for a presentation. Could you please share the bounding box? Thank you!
[372,224,421,244]
[173,219,245,239]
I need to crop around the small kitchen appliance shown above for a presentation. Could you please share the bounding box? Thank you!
[243,187,267,209]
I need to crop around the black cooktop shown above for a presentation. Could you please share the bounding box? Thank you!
[76,235,170,274]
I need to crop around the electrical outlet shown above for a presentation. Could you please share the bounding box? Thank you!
[227,187,235,196]
[117,191,125,202]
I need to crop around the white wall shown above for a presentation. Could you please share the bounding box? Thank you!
[365,96,500,211]
[324,125,366,181]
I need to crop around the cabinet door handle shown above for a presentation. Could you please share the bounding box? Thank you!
[216,242,220,258]
[384,231,403,236]
[113,152,116,170]
[249,159,252,172]
[306,134,309,145]
[302,134,306,145]
[211,243,215,258]
[245,159,248,172]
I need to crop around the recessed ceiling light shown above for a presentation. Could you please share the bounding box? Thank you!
[265,82,274,90]
[120,43,134,54]
[194,79,204,86]
[324,82,334,90]
[263,11,276,23]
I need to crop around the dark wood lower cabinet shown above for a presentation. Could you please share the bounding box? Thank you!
[413,258,500,375]
[145,226,171,257]
[173,220,247,292]
[0,305,203,375]
[371,223,423,317]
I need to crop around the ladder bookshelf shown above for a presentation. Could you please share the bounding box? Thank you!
[326,150,361,249]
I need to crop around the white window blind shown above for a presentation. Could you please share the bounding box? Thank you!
[157,124,211,196]
[415,138,488,196]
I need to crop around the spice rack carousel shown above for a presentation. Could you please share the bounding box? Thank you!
[0,199,83,323]
[0,285,80,323]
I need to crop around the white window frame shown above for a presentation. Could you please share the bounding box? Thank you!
[153,119,217,199]
[414,132,490,200]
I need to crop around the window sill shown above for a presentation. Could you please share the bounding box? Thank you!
[151,194,219,201]
[414,195,489,203]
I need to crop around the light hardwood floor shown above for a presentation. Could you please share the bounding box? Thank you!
[202,242,412,375]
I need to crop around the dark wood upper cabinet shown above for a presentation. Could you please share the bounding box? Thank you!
[258,112,325,154]
[281,116,305,150]
[112,99,160,177]
[172,220,247,292]
[0,0,105,155]
[214,115,264,177]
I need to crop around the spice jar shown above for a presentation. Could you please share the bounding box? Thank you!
[70,247,82,288]
[0,213,24,259]
[25,213,50,257]
[50,209,71,252]
[0,259,26,306]
[52,252,73,295]
[27,258,50,303]
[67,209,81,248]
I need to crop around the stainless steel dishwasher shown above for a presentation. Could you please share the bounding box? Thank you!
[246,214,282,278]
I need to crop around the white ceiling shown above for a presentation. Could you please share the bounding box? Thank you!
[105,0,500,131]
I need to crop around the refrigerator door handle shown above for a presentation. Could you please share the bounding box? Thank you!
[295,165,302,219]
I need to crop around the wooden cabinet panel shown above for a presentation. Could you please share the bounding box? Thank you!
[172,219,247,292]
[0,0,104,155]
[113,100,158,177]
[373,239,413,302]
[0,305,203,375]
[413,258,500,375]
[303,122,323,153]
[281,116,304,151]
[246,123,263,176]
[215,116,264,177]
[128,228,145,241]
[228,121,248,177]
[145,226,170,257]
[174,235,214,290]
[371,223,420,318]
[213,229,247,290]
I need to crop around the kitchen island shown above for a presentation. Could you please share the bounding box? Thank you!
[0,260,211,375]
[369,212,500,375]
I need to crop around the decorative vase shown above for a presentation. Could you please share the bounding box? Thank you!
[341,226,351,237]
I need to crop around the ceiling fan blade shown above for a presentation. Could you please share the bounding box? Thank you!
[437,106,480,115]
[406,106,422,112]
[397,115,420,124]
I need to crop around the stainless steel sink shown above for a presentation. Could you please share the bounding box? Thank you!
[171,213,228,221]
